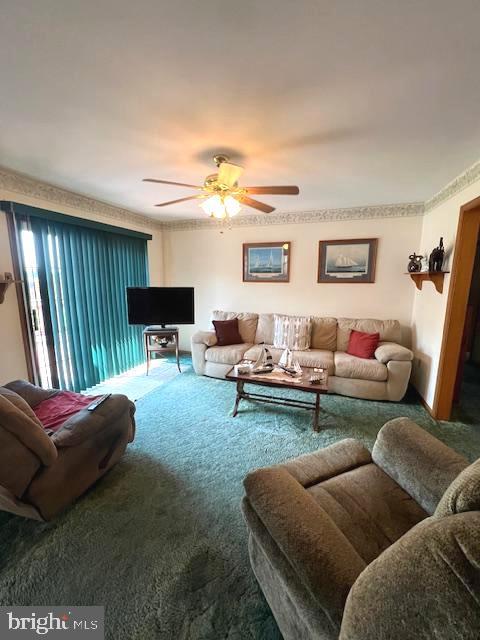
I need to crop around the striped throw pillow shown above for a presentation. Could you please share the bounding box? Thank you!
[273,314,312,351]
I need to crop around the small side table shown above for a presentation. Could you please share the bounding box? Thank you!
[143,326,181,375]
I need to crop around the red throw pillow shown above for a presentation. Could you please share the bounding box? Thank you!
[212,318,243,346]
[347,330,380,359]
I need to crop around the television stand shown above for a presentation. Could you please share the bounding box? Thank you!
[145,325,179,331]
[143,326,180,374]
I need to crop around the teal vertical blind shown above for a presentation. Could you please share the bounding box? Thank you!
[28,217,149,391]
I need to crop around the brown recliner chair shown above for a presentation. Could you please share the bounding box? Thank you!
[242,418,480,640]
[0,380,135,521]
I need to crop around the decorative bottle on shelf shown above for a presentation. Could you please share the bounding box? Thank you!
[407,253,423,272]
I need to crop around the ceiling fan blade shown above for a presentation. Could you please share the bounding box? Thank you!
[245,186,299,195]
[240,196,275,214]
[155,195,203,207]
[143,179,202,189]
[217,162,244,187]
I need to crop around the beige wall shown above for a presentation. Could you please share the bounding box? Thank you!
[0,188,164,385]
[164,215,423,351]
[410,177,480,409]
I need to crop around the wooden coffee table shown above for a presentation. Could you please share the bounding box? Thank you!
[226,365,328,432]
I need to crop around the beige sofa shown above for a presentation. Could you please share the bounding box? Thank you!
[191,311,413,401]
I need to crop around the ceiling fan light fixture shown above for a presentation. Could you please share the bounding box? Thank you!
[224,195,241,217]
[199,194,241,219]
[144,154,299,217]
[200,194,225,219]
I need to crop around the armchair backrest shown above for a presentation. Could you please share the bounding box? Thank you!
[0,391,57,498]
[0,390,57,465]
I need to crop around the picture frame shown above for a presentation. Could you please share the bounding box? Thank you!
[317,238,377,283]
[243,242,291,283]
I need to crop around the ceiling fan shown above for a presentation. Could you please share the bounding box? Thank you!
[143,154,299,219]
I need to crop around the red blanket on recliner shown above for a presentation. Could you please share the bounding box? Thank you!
[34,391,100,432]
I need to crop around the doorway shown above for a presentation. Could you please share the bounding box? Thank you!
[434,196,480,420]
[451,236,480,421]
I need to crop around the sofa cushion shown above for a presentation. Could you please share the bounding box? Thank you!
[205,343,252,365]
[212,311,258,344]
[347,330,380,359]
[273,314,312,350]
[340,512,480,640]
[334,352,388,382]
[244,345,335,374]
[212,318,243,346]
[308,463,428,564]
[337,318,401,352]
[311,317,337,351]
[434,459,480,519]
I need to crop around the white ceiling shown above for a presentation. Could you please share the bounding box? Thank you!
[1,0,479,221]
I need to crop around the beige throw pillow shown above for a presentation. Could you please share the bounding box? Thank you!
[273,314,312,351]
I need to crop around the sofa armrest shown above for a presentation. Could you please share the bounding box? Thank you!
[374,342,413,363]
[372,417,469,514]
[268,438,371,488]
[340,513,480,640]
[52,394,135,448]
[244,467,366,623]
[191,330,217,346]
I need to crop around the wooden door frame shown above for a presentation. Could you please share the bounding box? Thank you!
[433,196,480,420]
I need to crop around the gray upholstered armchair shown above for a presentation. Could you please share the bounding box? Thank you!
[242,418,480,639]
[0,380,135,521]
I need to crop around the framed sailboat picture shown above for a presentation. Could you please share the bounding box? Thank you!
[243,242,291,282]
[317,238,377,283]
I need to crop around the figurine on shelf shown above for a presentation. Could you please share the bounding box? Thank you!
[429,237,445,272]
[407,253,423,272]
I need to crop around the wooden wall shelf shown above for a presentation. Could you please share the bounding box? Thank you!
[407,271,449,293]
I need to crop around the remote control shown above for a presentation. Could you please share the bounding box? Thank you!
[87,394,112,411]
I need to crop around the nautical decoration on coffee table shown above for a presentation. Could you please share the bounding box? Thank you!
[429,237,445,272]
[279,347,293,368]
[318,239,377,283]
[407,253,423,272]
[252,343,275,374]
[243,242,291,283]
[278,347,303,377]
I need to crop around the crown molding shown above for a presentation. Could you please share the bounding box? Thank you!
[0,166,162,231]
[424,159,480,212]
[162,202,425,231]
[4,156,480,233]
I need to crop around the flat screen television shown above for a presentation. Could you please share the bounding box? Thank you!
[126,287,194,327]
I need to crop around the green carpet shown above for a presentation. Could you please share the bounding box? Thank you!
[1,360,480,639]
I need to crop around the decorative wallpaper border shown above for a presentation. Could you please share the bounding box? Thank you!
[2,156,480,233]
[0,166,162,231]
[424,159,480,212]
[162,202,424,231]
